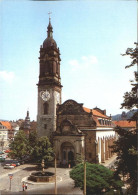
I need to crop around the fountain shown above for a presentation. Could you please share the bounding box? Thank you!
[28,159,55,182]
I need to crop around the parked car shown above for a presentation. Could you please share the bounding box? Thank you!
[0,157,5,162]
[18,160,25,165]
[10,163,16,167]
[2,154,8,158]
[5,149,11,153]
[12,160,20,166]
[4,164,14,169]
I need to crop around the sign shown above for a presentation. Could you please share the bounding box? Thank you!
[8,174,13,179]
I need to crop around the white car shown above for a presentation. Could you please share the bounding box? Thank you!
[4,164,15,169]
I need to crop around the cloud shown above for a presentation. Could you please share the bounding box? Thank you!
[68,59,79,69]
[81,55,98,65]
[68,55,98,71]
[0,71,15,83]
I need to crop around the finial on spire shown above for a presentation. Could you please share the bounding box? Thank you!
[47,12,53,38]
[48,12,52,22]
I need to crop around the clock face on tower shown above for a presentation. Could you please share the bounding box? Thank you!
[40,90,50,101]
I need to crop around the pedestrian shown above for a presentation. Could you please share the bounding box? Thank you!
[22,182,25,191]
[25,183,28,190]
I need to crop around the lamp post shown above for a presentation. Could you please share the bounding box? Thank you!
[54,154,57,195]
[84,159,86,195]
[84,134,86,195]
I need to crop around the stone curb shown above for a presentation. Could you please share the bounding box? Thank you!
[21,176,62,185]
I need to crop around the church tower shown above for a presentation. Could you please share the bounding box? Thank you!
[37,16,62,137]
[23,110,31,135]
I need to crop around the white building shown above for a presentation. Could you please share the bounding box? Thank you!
[0,122,9,150]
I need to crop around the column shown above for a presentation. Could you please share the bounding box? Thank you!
[101,138,105,163]
[111,138,114,157]
[105,138,109,160]
[95,140,99,163]
[108,138,112,158]
[99,138,101,163]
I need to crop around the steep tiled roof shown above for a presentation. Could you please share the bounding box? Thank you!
[92,109,109,119]
[113,120,136,128]
[0,121,12,130]
[83,107,109,119]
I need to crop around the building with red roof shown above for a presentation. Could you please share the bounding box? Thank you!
[53,100,116,165]
[0,121,10,150]
[113,120,136,130]
[37,19,116,166]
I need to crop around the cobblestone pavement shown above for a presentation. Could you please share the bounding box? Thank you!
[0,163,83,195]
[0,156,117,195]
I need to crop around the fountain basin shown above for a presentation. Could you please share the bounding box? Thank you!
[29,171,55,182]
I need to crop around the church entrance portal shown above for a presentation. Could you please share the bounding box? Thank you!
[61,142,75,167]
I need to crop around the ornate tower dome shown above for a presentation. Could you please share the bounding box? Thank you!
[37,15,62,138]
[43,19,57,49]
[38,15,61,87]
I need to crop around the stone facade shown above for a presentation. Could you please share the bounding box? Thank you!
[0,121,11,150]
[37,19,116,166]
[53,100,116,166]
[37,18,62,138]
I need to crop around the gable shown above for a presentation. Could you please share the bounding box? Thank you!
[56,119,83,135]
[57,99,88,115]
[0,121,12,130]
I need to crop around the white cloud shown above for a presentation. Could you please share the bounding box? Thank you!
[68,59,79,70]
[68,55,98,71]
[81,55,98,65]
[0,71,15,83]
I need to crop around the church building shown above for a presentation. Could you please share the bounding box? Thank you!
[37,17,116,166]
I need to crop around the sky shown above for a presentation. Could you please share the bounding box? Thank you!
[0,0,137,121]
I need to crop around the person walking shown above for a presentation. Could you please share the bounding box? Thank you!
[22,182,25,191]
[25,183,28,190]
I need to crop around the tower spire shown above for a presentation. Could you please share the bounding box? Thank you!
[48,11,52,22]
[47,12,53,38]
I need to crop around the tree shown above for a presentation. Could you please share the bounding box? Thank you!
[28,131,38,148]
[9,131,54,165]
[70,163,123,194]
[121,43,138,118]
[112,43,138,194]
[9,130,29,160]
[112,127,137,193]
[30,136,54,164]
[28,131,38,161]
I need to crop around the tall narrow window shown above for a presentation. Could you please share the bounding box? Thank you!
[63,151,66,160]
[43,102,49,115]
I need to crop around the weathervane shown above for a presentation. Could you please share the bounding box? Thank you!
[48,12,52,21]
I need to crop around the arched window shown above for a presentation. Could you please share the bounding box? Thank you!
[43,102,49,115]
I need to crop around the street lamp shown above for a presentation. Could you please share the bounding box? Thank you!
[54,153,57,195]
[84,159,86,195]
[84,134,86,195]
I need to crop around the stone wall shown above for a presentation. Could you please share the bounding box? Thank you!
[82,130,97,163]
[37,86,61,137]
